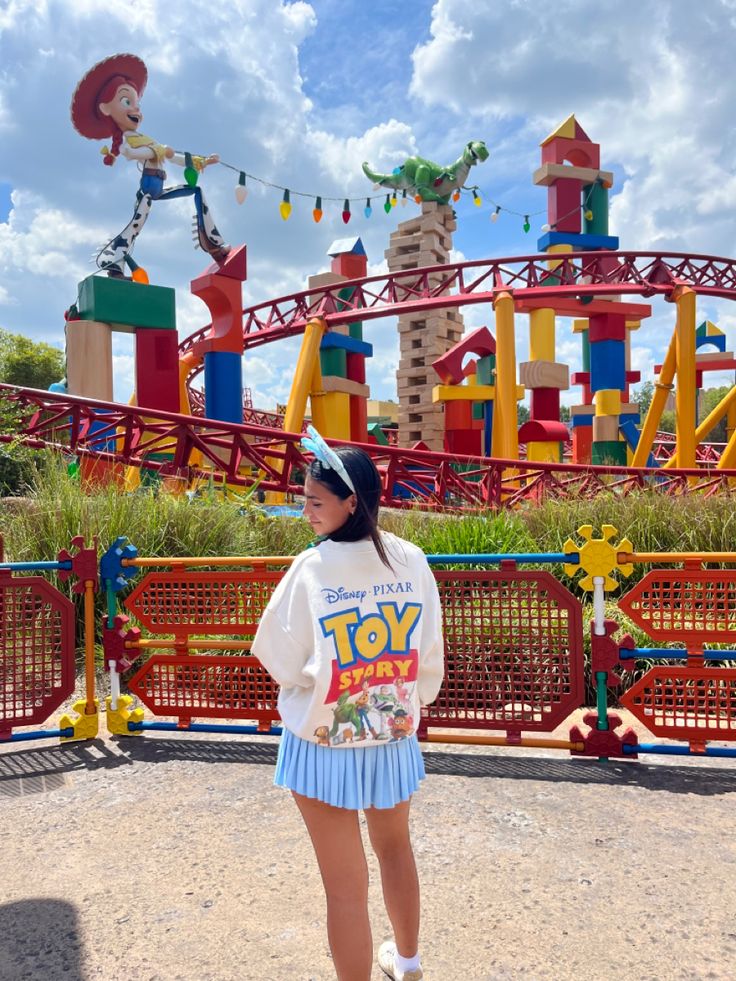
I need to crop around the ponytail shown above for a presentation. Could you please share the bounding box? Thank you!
[102,126,123,166]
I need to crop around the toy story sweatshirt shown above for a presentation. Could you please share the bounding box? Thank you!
[252,533,444,748]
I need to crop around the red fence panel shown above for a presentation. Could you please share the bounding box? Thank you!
[127,654,279,727]
[424,570,585,735]
[0,574,75,736]
[620,666,736,741]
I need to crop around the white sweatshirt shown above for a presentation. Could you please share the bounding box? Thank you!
[252,533,444,748]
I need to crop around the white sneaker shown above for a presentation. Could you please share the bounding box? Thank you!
[378,941,424,980]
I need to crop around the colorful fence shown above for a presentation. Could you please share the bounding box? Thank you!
[2,529,736,762]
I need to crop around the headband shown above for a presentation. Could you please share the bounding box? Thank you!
[300,425,356,494]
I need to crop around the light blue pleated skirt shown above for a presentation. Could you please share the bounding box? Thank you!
[274,728,426,810]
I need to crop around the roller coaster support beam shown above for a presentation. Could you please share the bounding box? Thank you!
[632,326,677,468]
[492,291,520,461]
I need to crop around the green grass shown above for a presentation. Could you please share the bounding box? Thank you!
[3,458,733,707]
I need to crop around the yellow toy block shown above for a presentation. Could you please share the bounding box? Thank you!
[321,391,351,439]
[526,441,562,464]
[562,524,633,592]
[529,309,555,362]
[105,694,145,736]
[60,699,99,742]
[572,319,589,334]
[432,384,496,403]
[595,389,621,416]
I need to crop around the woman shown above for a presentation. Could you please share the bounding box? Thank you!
[252,429,444,981]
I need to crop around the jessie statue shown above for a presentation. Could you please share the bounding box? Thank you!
[71,53,230,278]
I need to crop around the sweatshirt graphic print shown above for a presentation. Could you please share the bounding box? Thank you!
[251,534,444,748]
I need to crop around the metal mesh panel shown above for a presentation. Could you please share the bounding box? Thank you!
[124,571,284,634]
[425,570,584,732]
[621,666,736,740]
[618,571,736,643]
[128,654,280,723]
[0,577,75,731]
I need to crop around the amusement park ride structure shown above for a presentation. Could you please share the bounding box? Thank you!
[3,115,736,506]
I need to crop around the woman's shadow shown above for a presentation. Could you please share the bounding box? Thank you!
[0,899,86,981]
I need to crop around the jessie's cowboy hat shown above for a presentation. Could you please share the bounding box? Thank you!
[70,53,147,139]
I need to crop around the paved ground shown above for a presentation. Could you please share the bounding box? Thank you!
[1,714,735,981]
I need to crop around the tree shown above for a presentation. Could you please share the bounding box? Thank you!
[0,329,65,390]
[633,380,655,416]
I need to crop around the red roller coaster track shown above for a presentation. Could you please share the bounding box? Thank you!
[2,387,734,509]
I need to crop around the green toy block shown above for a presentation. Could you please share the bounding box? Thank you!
[77,276,176,331]
[476,354,495,385]
[320,347,347,377]
[591,440,628,466]
[472,402,485,421]
[368,423,389,446]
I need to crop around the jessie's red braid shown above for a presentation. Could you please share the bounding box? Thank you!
[103,126,123,166]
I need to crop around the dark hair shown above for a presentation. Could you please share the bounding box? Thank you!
[307,447,391,568]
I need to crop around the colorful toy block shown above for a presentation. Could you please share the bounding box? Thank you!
[135,329,180,413]
[537,231,620,252]
[203,352,243,423]
[519,360,570,390]
[431,327,496,385]
[77,276,176,331]
[588,313,627,343]
[66,320,113,401]
[590,340,626,392]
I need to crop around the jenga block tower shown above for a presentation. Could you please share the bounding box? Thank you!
[388,203,464,450]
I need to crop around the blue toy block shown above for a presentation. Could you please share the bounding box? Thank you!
[589,339,626,392]
[619,419,656,467]
[320,333,373,357]
[204,351,243,423]
[570,414,594,428]
[537,231,620,252]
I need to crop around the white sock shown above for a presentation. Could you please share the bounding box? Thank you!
[395,950,421,973]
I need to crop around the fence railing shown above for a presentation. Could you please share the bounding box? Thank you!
[2,529,736,762]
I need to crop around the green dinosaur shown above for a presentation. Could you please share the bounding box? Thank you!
[362,140,489,206]
[329,691,364,739]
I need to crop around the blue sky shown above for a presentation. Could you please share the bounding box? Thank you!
[1,0,736,408]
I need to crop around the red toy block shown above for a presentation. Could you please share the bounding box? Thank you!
[590,620,637,686]
[542,133,600,169]
[202,244,246,282]
[190,262,245,356]
[570,371,590,385]
[518,419,568,442]
[350,393,367,442]
[572,425,592,464]
[548,179,582,233]
[432,327,496,385]
[530,387,561,420]
[445,429,481,455]
[346,351,366,384]
[444,400,474,429]
[135,329,180,412]
[570,712,638,759]
[57,535,99,594]
[588,313,627,343]
[102,613,142,673]
[331,253,367,279]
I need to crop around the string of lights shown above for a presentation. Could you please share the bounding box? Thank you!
[178,154,607,234]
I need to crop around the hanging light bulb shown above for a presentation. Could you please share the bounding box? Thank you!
[384,194,392,214]
[523,215,531,233]
[183,152,198,187]
[414,194,422,204]
[364,197,372,219]
[313,195,323,223]
[491,206,501,223]
[280,189,292,221]
[453,189,461,202]
[235,171,248,204]
[541,222,551,233]
[342,198,351,224]
[390,192,398,207]
[401,189,408,207]
[473,189,482,207]
[584,209,594,221]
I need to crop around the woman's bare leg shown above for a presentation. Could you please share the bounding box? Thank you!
[292,791,372,981]
[365,799,420,958]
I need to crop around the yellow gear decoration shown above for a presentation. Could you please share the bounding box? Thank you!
[562,524,634,592]
[105,694,145,736]
[59,698,99,742]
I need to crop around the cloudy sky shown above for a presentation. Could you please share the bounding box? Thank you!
[1,0,736,410]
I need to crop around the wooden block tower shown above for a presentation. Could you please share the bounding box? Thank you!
[387,202,464,450]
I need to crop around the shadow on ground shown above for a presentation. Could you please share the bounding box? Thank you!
[2,734,735,799]
[0,899,87,981]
